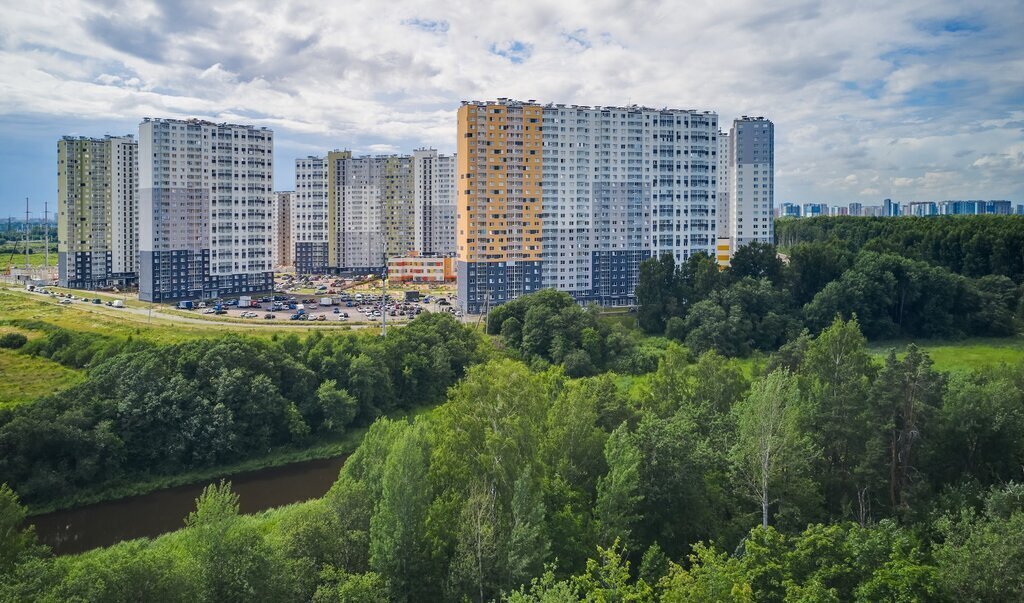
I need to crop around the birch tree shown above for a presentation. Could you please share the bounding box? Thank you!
[731,370,811,528]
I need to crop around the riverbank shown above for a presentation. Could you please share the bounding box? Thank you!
[27,426,368,517]
[29,401,435,516]
[31,455,352,555]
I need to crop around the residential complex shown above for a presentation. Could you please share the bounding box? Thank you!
[273,191,293,268]
[413,149,457,256]
[456,99,726,313]
[56,135,138,289]
[778,199,1016,218]
[138,118,274,302]
[293,156,329,274]
[324,151,456,275]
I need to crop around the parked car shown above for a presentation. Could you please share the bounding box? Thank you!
[264,313,275,319]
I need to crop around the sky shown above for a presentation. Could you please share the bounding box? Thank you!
[1,0,1023,217]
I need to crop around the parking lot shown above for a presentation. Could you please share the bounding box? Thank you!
[186,292,462,325]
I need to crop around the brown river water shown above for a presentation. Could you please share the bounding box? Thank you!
[28,455,348,555]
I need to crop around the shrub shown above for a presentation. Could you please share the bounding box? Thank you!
[0,333,27,349]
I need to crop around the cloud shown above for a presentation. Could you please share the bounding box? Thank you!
[0,0,1022,212]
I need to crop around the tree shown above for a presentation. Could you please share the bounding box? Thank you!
[0,484,42,575]
[506,468,550,591]
[636,254,679,333]
[870,346,943,515]
[369,422,434,602]
[660,543,754,603]
[314,568,390,603]
[450,482,499,602]
[730,241,784,285]
[184,479,239,528]
[316,380,358,434]
[731,370,811,528]
[801,317,878,520]
[572,540,655,602]
[595,424,643,548]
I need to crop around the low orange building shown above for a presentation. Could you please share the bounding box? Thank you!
[387,255,455,283]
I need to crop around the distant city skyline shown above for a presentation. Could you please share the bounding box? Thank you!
[2,0,1023,215]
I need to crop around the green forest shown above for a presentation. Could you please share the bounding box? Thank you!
[1,216,1023,601]
[636,217,1024,355]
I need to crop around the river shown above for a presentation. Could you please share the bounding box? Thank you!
[29,455,348,556]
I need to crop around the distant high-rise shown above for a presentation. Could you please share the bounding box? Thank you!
[849,202,863,216]
[456,99,720,313]
[138,118,274,302]
[726,117,775,247]
[57,135,138,289]
[273,191,293,268]
[293,157,329,274]
[884,198,900,217]
[413,149,457,256]
[325,151,455,274]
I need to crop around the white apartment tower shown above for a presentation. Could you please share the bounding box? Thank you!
[413,149,457,256]
[540,105,718,304]
[457,99,720,312]
[327,152,452,273]
[57,135,138,289]
[138,118,274,302]
[726,117,775,247]
[293,157,329,274]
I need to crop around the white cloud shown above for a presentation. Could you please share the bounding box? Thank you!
[0,0,1022,209]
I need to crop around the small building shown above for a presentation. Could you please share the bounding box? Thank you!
[387,255,455,283]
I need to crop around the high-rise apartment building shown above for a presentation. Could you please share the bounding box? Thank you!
[273,191,293,268]
[725,117,775,248]
[138,118,274,302]
[56,135,138,289]
[413,149,457,256]
[327,151,384,273]
[326,151,454,274]
[456,99,721,313]
[293,157,329,274]
[381,156,416,258]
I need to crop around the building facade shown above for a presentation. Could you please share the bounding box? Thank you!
[387,255,455,283]
[274,191,293,268]
[725,117,775,248]
[327,151,384,274]
[56,135,138,289]
[457,99,723,313]
[293,156,329,274]
[138,118,274,302]
[413,149,457,256]
[326,152,453,274]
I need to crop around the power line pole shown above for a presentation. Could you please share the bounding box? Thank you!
[24,198,30,271]
[44,201,49,272]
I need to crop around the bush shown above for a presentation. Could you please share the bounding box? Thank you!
[0,333,27,349]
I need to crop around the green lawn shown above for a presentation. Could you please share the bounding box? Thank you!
[0,290,327,344]
[1,242,57,268]
[0,348,84,408]
[870,337,1024,372]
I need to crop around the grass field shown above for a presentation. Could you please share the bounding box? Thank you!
[1,242,57,269]
[0,290,330,344]
[870,337,1024,372]
[0,348,84,408]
